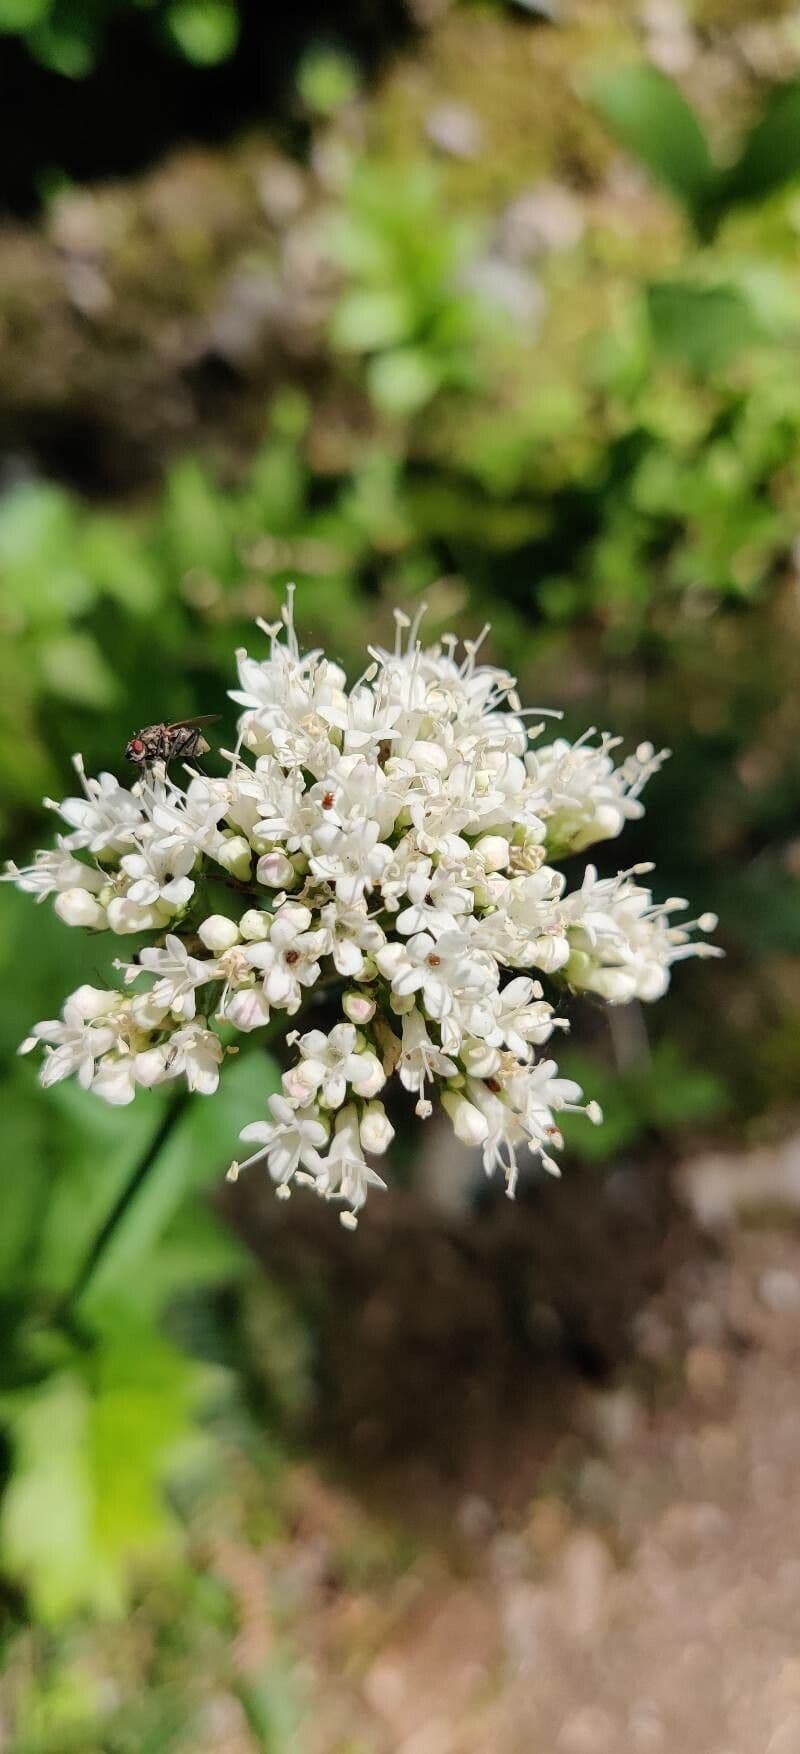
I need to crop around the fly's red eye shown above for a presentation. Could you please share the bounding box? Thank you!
[129,739,145,755]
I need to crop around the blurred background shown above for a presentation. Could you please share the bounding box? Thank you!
[2,1,800,1749]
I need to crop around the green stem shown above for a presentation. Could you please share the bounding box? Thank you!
[64,1092,190,1314]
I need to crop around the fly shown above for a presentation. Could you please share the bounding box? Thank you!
[125,715,220,770]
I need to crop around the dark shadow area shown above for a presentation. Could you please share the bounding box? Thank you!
[226,1162,705,1523]
[0,0,414,215]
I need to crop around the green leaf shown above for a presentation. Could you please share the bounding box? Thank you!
[0,1374,102,1621]
[78,1050,278,1316]
[646,281,762,372]
[29,1083,172,1298]
[720,79,800,210]
[165,0,239,65]
[590,64,714,211]
[0,1333,202,1621]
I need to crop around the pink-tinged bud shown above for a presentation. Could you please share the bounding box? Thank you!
[342,990,376,1025]
[54,888,107,930]
[257,850,295,888]
[198,914,240,954]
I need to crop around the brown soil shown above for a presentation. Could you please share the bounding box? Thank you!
[220,1137,800,1753]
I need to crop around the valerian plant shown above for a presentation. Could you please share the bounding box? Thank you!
[6,590,720,1228]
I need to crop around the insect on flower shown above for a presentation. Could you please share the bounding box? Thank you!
[125,716,220,770]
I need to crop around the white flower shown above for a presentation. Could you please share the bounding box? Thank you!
[124,933,213,1021]
[319,898,385,978]
[91,1055,140,1107]
[146,774,229,864]
[167,1022,225,1094]
[19,986,121,1091]
[138,1022,225,1095]
[533,734,668,856]
[313,1105,387,1228]
[235,1093,328,1190]
[308,819,392,906]
[51,762,144,857]
[246,904,327,1013]
[376,927,496,1020]
[54,888,108,930]
[282,1023,385,1109]
[120,834,196,911]
[491,976,562,1058]
[397,1008,458,1112]
[2,845,104,903]
[563,867,721,1004]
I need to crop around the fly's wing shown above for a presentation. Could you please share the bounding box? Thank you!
[165,714,221,730]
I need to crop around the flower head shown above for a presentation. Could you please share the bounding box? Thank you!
[12,591,719,1224]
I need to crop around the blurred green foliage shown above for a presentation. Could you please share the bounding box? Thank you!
[591,66,800,235]
[0,0,241,76]
[2,5,800,1660]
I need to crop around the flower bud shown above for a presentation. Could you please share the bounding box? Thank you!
[223,987,271,1031]
[257,850,295,888]
[342,990,376,1025]
[283,1061,320,1102]
[474,834,510,872]
[54,888,108,930]
[106,897,164,935]
[239,908,270,942]
[72,985,119,1020]
[135,1047,170,1087]
[198,914,240,955]
[442,1090,489,1147]
[216,835,252,880]
[360,1101,395,1155]
[530,933,570,974]
[350,1051,385,1099]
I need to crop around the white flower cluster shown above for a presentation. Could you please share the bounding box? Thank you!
[7,591,720,1227]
